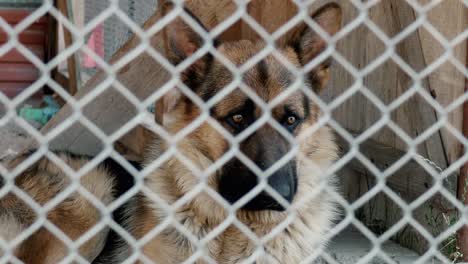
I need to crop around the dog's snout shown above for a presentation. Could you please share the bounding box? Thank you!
[218,160,297,212]
[218,126,297,211]
[267,165,296,204]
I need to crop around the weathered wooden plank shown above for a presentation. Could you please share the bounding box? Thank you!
[418,0,466,164]
[57,0,78,95]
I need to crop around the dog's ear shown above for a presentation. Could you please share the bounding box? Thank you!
[155,3,211,124]
[163,4,211,84]
[286,3,342,93]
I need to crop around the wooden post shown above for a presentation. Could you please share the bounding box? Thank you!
[56,0,79,95]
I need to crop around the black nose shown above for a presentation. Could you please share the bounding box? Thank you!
[244,165,296,211]
[219,162,297,211]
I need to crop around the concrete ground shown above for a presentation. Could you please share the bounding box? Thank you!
[327,227,420,264]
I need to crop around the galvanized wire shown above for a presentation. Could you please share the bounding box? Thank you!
[0,0,467,263]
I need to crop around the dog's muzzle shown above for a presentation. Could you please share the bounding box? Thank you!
[218,160,297,211]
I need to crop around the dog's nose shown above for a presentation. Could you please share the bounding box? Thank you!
[243,167,297,211]
[267,168,295,203]
[219,162,297,212]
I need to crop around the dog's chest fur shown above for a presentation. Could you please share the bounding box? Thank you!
[120,127,338,263]
[132,203,327,264]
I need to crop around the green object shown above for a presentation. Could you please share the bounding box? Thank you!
[18,96,60,126]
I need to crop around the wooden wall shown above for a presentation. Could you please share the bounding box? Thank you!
[329,0,466,166]
[328,0,467,255]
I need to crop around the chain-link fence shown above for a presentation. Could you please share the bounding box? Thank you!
[0,0,467,263]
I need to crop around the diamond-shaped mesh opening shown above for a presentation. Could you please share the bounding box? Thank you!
[365,59,414,105]
[426,0,467,41]
[81,85,139,136]
[332,91,382,136]
[322,57,357,103]
[355,192,404,237]
[113,49,171,100]
[47,120,105,157]
[366,126,409,158]
[0,190,38,232]
[246,0,298,36]
[335,24,386,70]
[412,126,463,194]
[390,92,442,139]
[0,118,40,163]
[423,61,466,108]
[386,159,436,203]
[364,224,426,262]
[326,225,377,263]
[0,38,43,98]
[368,0,417,38]
[395,27,444,72]
[188,0,238,36]
[13,90,65,131]
[113,125,154,161]
[215,17,266,53]
[79,13,143,74]
[413,191,458,240]
[0,37,44,98]
[436,223,466,262]
[338,157,378,204]
[388,223,430,257]
[115,0,158,25]
[453,39,467,66]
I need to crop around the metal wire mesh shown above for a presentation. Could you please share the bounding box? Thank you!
[0,0,467,263]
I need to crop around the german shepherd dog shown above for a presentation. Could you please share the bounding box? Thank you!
[1,2,342,263]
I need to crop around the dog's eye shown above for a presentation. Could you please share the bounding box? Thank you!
[283,114,301,131]
[226,113,247,131]
[286,116,297,125]
[232,114,244,124]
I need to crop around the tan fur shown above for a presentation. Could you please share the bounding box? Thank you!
[0,154,115,263]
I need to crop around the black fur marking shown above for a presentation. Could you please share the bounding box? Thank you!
[257,59,269,87]
[181,7,221,48]
[302,96,310,120]
[200,66,233,102]
[175,7,219,93]
[93,158,141,264]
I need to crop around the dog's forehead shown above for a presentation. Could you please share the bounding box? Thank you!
[205,41,306,118]
[207,41,301,100]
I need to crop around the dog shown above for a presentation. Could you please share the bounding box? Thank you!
[1,2,342,263]
[0,152,138,263]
